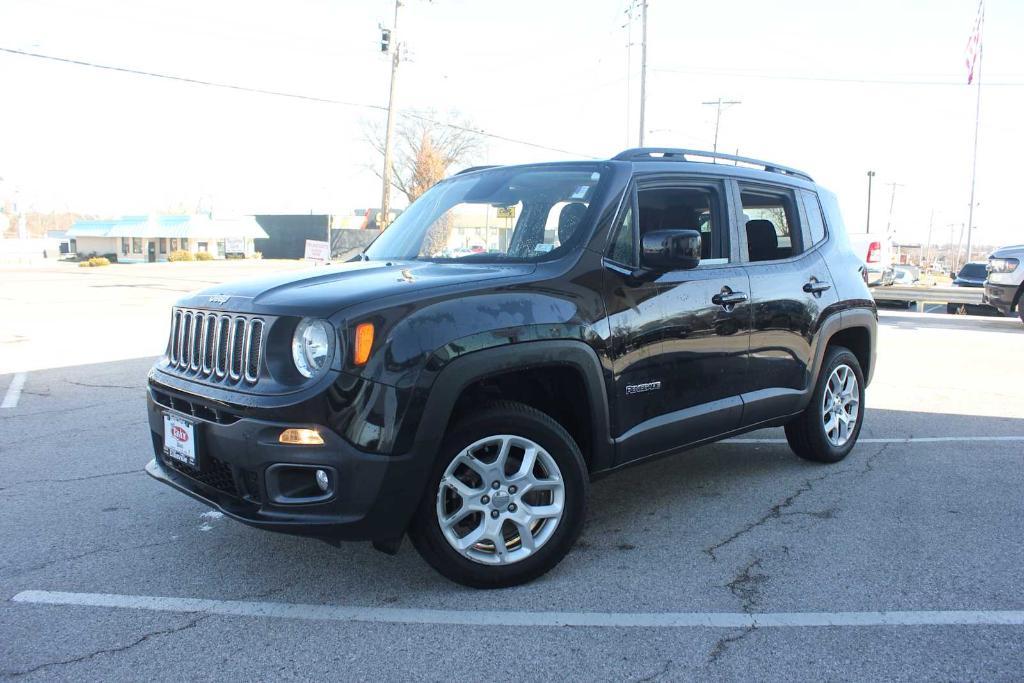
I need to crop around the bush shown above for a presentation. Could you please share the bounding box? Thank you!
[168,250,193,262]
[195,251,214,261]
[249,251,263,260]
[88,256,111,267]
[78,260,93,267]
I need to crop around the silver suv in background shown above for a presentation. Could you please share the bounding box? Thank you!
[984,244,1024,325]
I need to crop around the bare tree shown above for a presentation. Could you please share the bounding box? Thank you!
[366,110,483,204]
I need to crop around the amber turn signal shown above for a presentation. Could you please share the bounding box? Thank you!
[353,322,374,365]
[279,428,324,446]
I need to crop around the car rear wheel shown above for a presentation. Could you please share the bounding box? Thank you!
[785,346,865,463]
[408,401,588,588]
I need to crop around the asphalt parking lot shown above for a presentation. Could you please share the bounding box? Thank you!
[2,262,1023,680]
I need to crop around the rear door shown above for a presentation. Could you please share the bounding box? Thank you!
[602,174,751,465]
[735,182,839,425]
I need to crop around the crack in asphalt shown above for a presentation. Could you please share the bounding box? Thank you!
[703,443,891,561]
[2,537,181,580]
[2,614,208,678]
[634,658,673,682]
[703,472,831,561]
[703,443,892,665]
[65,380,141,390]
[0,469,140,493]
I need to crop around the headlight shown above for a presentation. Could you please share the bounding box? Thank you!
[291,318,335,378]
[988,258,1019,273]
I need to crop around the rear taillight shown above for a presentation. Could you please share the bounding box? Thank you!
[866,241,881,264]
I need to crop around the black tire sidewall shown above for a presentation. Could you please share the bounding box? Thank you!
[408,402,588,588]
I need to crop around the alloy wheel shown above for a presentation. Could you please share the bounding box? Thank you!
[435,434,565,565]
[821,364,860,447]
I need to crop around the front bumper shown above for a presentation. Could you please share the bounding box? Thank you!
[145,384,430,542]
[983,282,1016,315]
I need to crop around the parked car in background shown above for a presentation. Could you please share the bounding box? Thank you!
[948,261,999,316]
[848,233,894,286]
[983,244,1024,325]
[892,264,919,285]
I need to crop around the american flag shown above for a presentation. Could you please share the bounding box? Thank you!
[965,0,984,84]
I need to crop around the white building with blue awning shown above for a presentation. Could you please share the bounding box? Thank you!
[66,214,268,262]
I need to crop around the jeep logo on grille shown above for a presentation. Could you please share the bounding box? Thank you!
[208,295,231,304]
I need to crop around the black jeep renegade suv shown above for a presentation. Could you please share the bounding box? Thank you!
[146,148,876,588]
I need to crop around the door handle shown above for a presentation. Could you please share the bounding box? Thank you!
[803,279,832,296]
[712,288,748,310]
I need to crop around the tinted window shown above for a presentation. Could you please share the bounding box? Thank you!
[959,263,987,279]
[801,190,827,245]
[741,187,801,262]
[637,185,728,262]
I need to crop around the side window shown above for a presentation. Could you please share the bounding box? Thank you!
[637,185,728,262]
[607,203,635,266]
[800,190,827,245]
[741,187,801,262]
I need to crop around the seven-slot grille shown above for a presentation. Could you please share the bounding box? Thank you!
[167,309,265,384]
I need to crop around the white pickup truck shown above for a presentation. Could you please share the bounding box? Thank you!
[983,244,1024,325]
[847,233,894,286]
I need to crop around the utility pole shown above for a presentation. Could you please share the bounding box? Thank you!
[865,171,876,233]
[379,0,402,231]
[965,3,984,291]
[884,181,904,235]
[701,97,742,155]
[923,209,934,268]
[638,0,648,146]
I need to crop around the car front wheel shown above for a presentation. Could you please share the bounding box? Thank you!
[408,401,588,588]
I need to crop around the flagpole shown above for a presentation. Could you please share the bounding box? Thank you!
[965,9,983,266]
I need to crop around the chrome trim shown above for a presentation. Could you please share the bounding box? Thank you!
[189,311,202,372]
[166,308,265,386]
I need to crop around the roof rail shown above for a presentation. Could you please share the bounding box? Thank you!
[454,165,501,176]
[612,148,813,182]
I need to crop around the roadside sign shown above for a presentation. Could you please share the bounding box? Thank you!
[496,206,516,219]
[304,239,331,264]
[225,237,245,254]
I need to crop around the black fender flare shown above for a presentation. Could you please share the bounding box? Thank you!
[409,339,615,474]
[806,306,877,394]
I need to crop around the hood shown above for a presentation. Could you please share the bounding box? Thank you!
[991,244,1024,259]
[177,260,535,317]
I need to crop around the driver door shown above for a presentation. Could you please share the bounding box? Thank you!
[602,176,751,466]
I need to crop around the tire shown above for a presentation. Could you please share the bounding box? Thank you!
[408,401,588,588]
[1018,299,1024,326]
[785,346,866,463]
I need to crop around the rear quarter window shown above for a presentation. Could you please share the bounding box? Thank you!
[801,190,827,245]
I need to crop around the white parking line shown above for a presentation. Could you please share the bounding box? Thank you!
[725,436,1024,444]
[1,372,27,408]
[11,591,1024,628]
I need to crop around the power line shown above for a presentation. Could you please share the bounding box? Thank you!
[651,65,1024,87]
[0,46,599,159]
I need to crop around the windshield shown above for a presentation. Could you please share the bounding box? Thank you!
[959,263,987,279]
[364,164,607,262]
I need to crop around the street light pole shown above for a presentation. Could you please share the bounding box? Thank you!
[865,171,875,233]
[379,0,402,232]
[638,0,647,147]
[885,182,904,236]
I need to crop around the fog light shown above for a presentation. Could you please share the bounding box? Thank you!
[315,469,330,492]
[279,428,324,445]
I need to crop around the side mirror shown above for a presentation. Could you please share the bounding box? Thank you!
[641,229,701,271]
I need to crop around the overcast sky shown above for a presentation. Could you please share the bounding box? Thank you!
[1,0,1021,247]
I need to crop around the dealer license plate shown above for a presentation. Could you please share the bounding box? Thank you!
[163,413,197,468]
